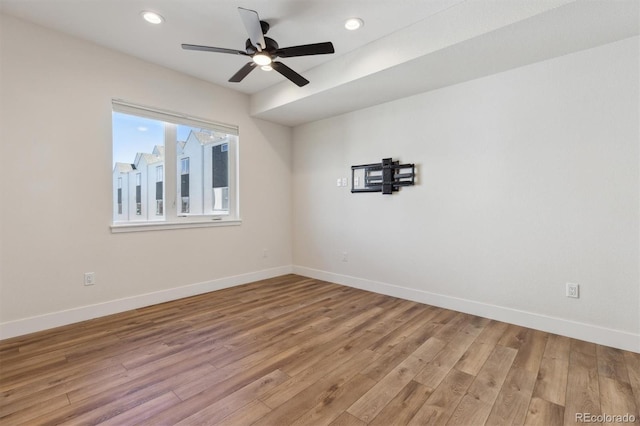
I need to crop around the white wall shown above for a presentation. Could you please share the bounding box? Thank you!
[292,36,639,351]
[1,13,638,352]
[0,14,293,337]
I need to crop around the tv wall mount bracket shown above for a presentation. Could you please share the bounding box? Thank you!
[351,158,415,195]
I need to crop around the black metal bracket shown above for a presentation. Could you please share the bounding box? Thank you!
[351,158,415,194]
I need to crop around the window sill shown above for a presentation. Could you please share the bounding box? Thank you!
[110,218,242,233]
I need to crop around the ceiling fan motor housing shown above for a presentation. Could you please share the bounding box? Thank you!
[245,36,279,56]
[260,20,270,35]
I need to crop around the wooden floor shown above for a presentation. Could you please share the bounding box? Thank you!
[1,275,639,425]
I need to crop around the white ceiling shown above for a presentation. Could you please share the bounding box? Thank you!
[1,0,638,126]
[0,0,466,94]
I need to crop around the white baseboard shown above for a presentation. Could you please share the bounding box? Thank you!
[293,266,640,353]
[3,264,638,353]
[0,265,293,341]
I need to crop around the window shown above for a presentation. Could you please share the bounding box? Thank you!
[180,157,190,213]
[135,173,142,215]
[155,165,163,215]
[117,177,123,214]
[112,100,239,231]
[212,143,229,212]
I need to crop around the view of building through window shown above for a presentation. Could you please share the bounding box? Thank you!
[112,106,236,224]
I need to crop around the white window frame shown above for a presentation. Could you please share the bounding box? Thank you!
[111,99,241,233]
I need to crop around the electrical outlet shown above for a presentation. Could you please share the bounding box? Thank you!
[566,282,579,298]
[263,248,268,258]
[341,252,348,262]
[336,178,342,187]
[84,272,95,286]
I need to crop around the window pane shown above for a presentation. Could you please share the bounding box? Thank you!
[112,112,164,222]
[155,165,164,216]
[212,143,229,212]
[112,101,238,227]
[176,126,230,216]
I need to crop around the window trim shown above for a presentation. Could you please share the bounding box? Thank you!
[110,218,242,233]
[111,99,240,233]
[112,99,239,135]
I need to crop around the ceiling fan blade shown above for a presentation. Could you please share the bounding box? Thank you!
[271,62,309,87]
[229,62,257,82]
[238,7,266,51]
[275,42,335,58]
[182,44,248,56]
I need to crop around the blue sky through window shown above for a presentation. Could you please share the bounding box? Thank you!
[112,112,191,166]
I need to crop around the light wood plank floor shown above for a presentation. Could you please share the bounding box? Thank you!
[1,275,638,425]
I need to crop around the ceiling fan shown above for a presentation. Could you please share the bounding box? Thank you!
[182,7,335,87]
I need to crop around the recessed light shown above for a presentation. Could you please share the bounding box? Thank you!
[344,18,363,31]
[141,11,164,25]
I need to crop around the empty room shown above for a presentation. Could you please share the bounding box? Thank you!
[0,0,638,425]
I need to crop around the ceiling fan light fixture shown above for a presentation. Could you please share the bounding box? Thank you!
[182,7,334,86]
[141,11,164,24]
[253,53,272,66]
[344,18,363,31]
